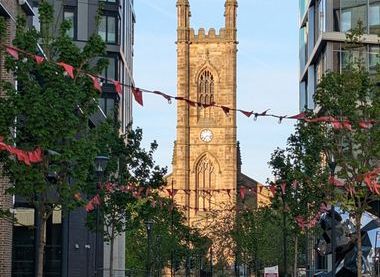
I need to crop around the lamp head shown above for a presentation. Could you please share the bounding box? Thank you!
[145,219,154,231]
[95,155,109,175]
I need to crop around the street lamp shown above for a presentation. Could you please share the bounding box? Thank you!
[94,155,109,277]
[327,151,337,277]
[145,219,154,277]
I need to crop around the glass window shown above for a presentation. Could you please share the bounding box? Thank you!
[340,0,367,32]
[107,17,116,43]
[100,0,116,2]
[98,15,117,44]
[63,10,75,39]
[101,57,117,82]
[369,1,380,35]
[369,46,380,74]
[98,17,107,41]
[318,0,326,33]
[98,97,115,118]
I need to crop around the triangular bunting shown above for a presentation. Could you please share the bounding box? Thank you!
[112,80,122,95]
[34,55,45,65]
[6,46,19,60]
[87,74,102,93]
[132,87,144,106]
[57,62,75,79]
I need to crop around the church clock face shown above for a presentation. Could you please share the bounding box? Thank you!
[200,129,213,143]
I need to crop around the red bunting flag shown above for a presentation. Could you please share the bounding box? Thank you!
[34,55,45,65]
[112,80,122,95]
[85,201,95,212]
[221,106,230,116]
[226,189,231,198]
[280,183,286,195]
[57,62,75,79]
[269,184,276,196]
[328,176,345,187]
[342,121,352,130]
[259,109,270,116]
[6,46,19,60]
[153,91,172,103]
[239,187,246,199]
[105,182,115,193]
[359,120,374,129]
[289,112,306,120]
[85,194,101,212]
[240,110,253,118]
[166,189,178,197]
[87,74,102,92]
[292,181,299,189]
[0,140,43,165]
[132,88,144,106]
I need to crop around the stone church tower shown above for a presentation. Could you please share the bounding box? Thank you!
[167,0,249,227]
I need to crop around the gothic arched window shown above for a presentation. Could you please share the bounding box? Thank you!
[195,155,215,211]
[197,70,214,119]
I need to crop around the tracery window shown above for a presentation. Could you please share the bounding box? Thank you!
[197,70,214,119]
[195,156,215,211]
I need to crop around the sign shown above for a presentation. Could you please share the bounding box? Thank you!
[264,265,279,277]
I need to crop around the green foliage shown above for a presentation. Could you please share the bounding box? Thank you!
[232,207,296,275]
[314,30,380,214]
[269,117,328,230]
[124,196,210,273]
[0,2,107,215]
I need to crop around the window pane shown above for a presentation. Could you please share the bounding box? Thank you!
[340,0,367,32]
[64,11,74,38]
[369,46,380,75]
[107,58,116,81]
[98,16,107,41]
[107,16,116,43]
[107,98,115,117]
[369,2,380,35]
[99,98,106,113]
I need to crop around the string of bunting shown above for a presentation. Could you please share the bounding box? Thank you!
[83,181,328,230]
[2,44,378,128]
[0,136,43,165]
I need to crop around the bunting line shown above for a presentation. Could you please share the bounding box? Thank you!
[1,43,378,127]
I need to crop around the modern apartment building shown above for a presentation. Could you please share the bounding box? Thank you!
[6,1,135,276]
[299,0,380,111]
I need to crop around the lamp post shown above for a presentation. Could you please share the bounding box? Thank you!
[94,155,109,277]
[327,152,337,277]
[145,219,154,277]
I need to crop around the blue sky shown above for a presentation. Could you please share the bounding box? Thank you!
[132,0,299,184]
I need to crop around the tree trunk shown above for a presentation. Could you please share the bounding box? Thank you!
[294,235,298,277]
[356,212,363,277]
[37,215,47,277]
[110,226,114,277]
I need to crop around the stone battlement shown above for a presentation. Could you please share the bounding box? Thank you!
[190,28,227,42]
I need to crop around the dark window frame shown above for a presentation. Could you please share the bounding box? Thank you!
[98,13,119,45]
[101,54,119,83]
[63,6,77,40]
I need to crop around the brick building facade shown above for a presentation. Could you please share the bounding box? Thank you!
[0,1,17,276]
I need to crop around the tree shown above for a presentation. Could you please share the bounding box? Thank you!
[268,117,328,276]
[123,195,210,275]
[88,126,168,276]
[312,26,380,277]
[0,3,109,276]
